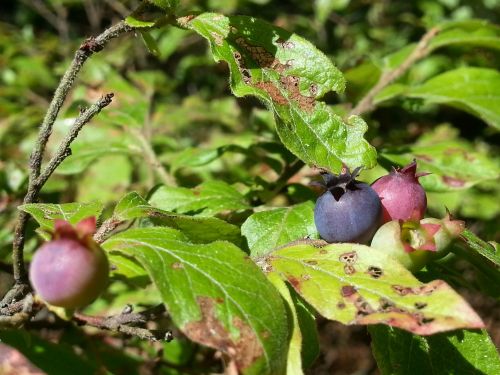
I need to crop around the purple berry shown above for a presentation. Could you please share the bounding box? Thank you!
[371,161,428,223]
[314,167,382,244]
[29,218,109,308]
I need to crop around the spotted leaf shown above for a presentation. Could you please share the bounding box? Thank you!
[103,227,289,375]
[261,242,484,335]
[185,13,376,172]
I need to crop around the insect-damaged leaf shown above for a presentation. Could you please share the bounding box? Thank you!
[261,242,484,335]
[185,13,376,172]
[103,227,289,375]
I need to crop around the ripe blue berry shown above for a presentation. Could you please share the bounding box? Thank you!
[314,167,382,244]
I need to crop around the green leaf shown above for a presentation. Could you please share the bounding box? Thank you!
[125,16,157,28]
[242,202,319,257]
[380,125,499,192]
[113,192,242,244]
[140,30,160,56]
[369,326,500,375]
[113,191,156,221]
[0,330,98,375]
[461,229,500,267]
[383,21,500,71]
[429,19,500,51]
[263,241,484,335]
[406,67,500,130]
[186,13,376,171]
[149,180,251,216]
[108,253,150,287]
[169,145,245,174]
[267,272,304,375]
[19,201,104,230]
[103,227,289,375]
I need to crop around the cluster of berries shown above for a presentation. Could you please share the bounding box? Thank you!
[29,161,465,309]
[313,161,464,271]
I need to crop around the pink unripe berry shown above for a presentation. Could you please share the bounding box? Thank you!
[29,218,109,308]
[371,161,428,223]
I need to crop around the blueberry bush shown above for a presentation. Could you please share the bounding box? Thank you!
[0,1,499,374]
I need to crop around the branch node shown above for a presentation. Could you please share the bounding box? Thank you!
[80,36,104,53]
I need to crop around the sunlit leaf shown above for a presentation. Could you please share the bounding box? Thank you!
[103,227,289,374]
[186,13,376,171]
[461,229,500,267]
[149,180,251,216]
[19,201,104,230]
[262,241,484,335]
[242,202,319,257]
[406,68,500,130]
[112,191,242,244]
[267,272,304,375]
[429,19,500,51]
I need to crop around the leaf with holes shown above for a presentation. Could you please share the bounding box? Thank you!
[19,201,104,231]
[369,326,500,375]
[242,202,319,257]
[262,241,484,335]
[149,180,250,216]
[185,13,376,171]
[103,227,289,374]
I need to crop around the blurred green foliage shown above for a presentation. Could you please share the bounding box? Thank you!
[0,0,499,373]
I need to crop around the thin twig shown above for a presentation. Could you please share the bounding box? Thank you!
[36,93,115,188]
[73,304,172,342]
[29,21,132,181]
[0,294,38,328]
[93,217,122,244]
[9,21,133,295]
[129,128,177,186]
[349,27,440,117]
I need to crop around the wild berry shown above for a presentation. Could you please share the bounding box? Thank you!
[29,217,109,309]
[371,160,428,223]
[313,166,382,244]
[370,214,465,272]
